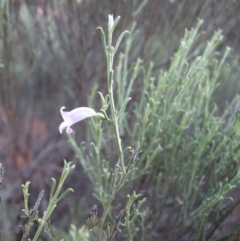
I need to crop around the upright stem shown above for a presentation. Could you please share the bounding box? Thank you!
[107,33,126,174]
[31,162,74,241]
[96,16,127,241]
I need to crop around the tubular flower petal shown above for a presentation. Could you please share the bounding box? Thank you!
[59,106,102,134]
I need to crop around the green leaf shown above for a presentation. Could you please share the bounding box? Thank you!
[114,30,130,55]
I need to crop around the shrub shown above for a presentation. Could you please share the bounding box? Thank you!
[67,18,240,241]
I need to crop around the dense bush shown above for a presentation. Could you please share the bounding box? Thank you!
[0,1,240,240]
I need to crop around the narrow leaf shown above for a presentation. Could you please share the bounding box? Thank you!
[50,178,56,198]
[56,188,74,203]
[118,97,132,117]
[114,30,130,55]
[96,27,107,55]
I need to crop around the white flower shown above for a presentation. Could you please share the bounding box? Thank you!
[59,106,103,134]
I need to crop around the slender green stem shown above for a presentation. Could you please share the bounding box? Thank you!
[97,198,112,240]
[31,202,55,241]
[94,125,103,191]
[107,48,125,174]
[31,162,74,241]
[97,16,128,241]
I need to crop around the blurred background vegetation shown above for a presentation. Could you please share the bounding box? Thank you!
[0,0,240,240]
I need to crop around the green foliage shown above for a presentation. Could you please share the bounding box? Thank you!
[67,225,89,241]
[118,20,240,241]
[20,161,75,241]
[72,18,240,241]
[0,1,240,241]
[68,15,145,241]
